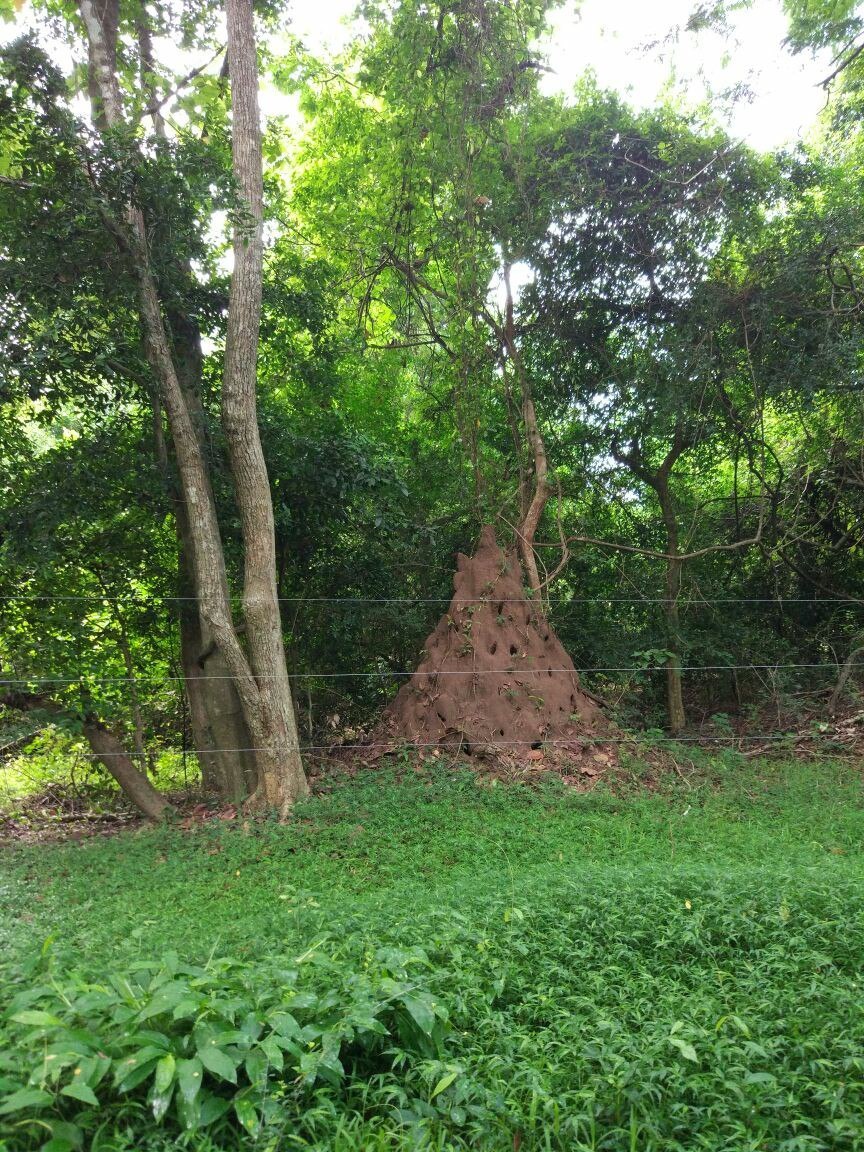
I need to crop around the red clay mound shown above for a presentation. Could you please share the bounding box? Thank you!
[374,526,617,774]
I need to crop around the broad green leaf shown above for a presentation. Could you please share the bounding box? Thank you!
[197,1044,238,1083]
[401,994,436,1035]
[745,1072,778,1085]
[259,1036,284,1071]
[269,1011,302,1038]
[244,1048,268,1085]
[43,1120,82,1149]
[431,1069,459,1098]
[234,1097,260,1136]
[0,1087,53,1113]
[150,1083,173,1122]
[171,999,201,1021]
[113,1047,164,1090]
[60,1082,99,1107]
[177,1058,204,1105]
[669,1037,699,1063]
[153,1053,176,1095]
[10,1010,62,1028]
[198,1093,233,1127]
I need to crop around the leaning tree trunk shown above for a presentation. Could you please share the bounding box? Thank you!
[222,0,307,813]
[2,692,173,821]
[83,720,173,820]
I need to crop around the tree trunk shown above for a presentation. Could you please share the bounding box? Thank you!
[1,692,172,821]
[83,720,173,820]
[168,316,258,799]
[613,429,690,735]
[152,390,249,797]
[829,641,864,715]
[77,0,308,813]
[178,606,221,792]
[501,261,550,598]
[222,0,307,813]
[177,574,256,798]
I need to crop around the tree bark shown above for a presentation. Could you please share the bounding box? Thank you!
[222,0,307,812]
[1,692,172,821]
[167,314,257,799]
[829,641,864,715]
[77,0,308,812]
[612,426,689,734]
[82,720,173,820]
[81,0,118,129]
[501,261,550,598]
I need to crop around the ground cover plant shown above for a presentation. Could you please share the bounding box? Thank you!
[1,759,863,1150]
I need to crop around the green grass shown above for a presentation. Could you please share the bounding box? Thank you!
[1,758,863,1150]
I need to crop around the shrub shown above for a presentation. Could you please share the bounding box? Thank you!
[0,944,450,1149]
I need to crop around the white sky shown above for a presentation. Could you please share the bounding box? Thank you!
[2,0,831,152]
[284,0,831,152]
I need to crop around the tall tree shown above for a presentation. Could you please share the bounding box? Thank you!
[1,0,309,810]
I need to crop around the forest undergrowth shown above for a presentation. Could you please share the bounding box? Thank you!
[1,758,863,1151]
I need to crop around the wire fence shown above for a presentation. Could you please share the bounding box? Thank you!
[42,731,864,760]
[2,594,863,605]
[1,662,862,687]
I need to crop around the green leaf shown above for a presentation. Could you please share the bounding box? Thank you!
[113,1047,164,1090]
[431,1069,459,1098]
[171,999,201,1021]
[669,1037,699,1063]
[150,1083,173,1122]
[244,1048,268,1085]
[60,1082,99,1107]
[401,994,436,1035]
[197,1044,238,1083]
[269,1011,302,1038]
[259,1036,284,1071]
[744,1071,777,1085]
[0,1087,53,1114]
[153,1054,175,1095]
[10,1010,62,1028]
[234,1096,260,1136]
[43,1121,82,1151]
[177,1058,204,1105]
[198,1093,233,1126]
[138,982,190,1021]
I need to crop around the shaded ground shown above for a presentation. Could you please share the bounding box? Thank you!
[3,700,864,843]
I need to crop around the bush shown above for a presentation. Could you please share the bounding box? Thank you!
[0,944,451,1149]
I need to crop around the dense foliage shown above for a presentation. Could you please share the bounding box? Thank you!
[2,762,864,1149]
[1,7,864,1151]
[2,0,863,783]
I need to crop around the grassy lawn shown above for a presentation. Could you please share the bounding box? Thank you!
[1,758,863,1150]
